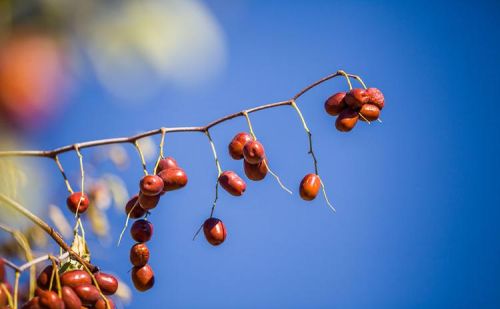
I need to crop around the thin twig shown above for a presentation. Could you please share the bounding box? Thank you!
[133,141,149,176]
[53,155,74,194]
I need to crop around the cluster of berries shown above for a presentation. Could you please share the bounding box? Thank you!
[124,157,187,292]
[21,267,118,309]
[325,88,385,132]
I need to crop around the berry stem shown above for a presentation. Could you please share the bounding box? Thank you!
[117,199,139,247]
[337,70,353,90]
[242,111,257,140]
[0,193,97,272]
[205,130,222,176]
[49,256,62,298]
[74,145,86,216]
[320,178,336,212]
[348,73,368,89]
[290,101,318,175]
[133,140,149,176]
[53,155,74,194]
[153,128,167,174]
[0,283,13,309]
[13,271,20,309]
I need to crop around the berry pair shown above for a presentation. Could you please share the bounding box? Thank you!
[325,88,385,132]
[26,266,118,309]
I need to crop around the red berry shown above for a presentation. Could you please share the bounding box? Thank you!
[94,297,116,309]
[94,272,118,295]
[324,92,347,116]
[359,104,380,121]
[66,192,89,214]
[37,288,64,309]
[138,193,160,210]
[218,171,246,196]
[72,284,100,306]
[299,174,321,201]
[243,159,268,181]
[335,108,359,132]
[140,175,164,196]
[365,87,384,110]
[61,286,81,309]
[21,296,40,309]
[36,265,54,290]
[60,270,91,288]
[156,156,178,173]
[131,219,153,242]
[243,140,265,164]
[125,195,147,218]
[130,243,150,267]
[203,218,227,246]
[131,264,155,292]
[0,259,6,282]
[345,88,369,109]
[157,167,188,192]
[228,132,253,160]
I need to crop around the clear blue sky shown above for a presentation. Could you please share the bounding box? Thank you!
[31,1,500,308]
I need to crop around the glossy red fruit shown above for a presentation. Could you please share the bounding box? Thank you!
[60,270,91,288]
[324,92,347,116]
[243,159,268,181]
[125,195,147,218]
[299,174,321,201]
[0,259,6,282]
[243,140,265,164]
[203,218,227,246]
[130,243,150,267]
[131,219,153,242]
[66,192,90,214]
[344,88,369,109]
[36,265,54,290]
[21,296,40,309]
[38,289,64,309]
[94,297,116,309]
[335,108,359,132]
[138,193,160,210]
[157,167,188,192]
[359,104,380,121]
[139,175,164,196]
[73,284,100,306]
[156,156,178,173]
[218,171,246,196]
[228,132,253,160]
[61,286,82,309]
[95,272,118,295]
[365,87,384,110]
[131,264,155,292]
[0,284,7,307]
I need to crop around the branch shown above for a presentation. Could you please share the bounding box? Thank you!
[0,194,97,272]
[0,69,359,158]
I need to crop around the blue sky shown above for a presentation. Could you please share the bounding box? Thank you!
[28,1,500,308]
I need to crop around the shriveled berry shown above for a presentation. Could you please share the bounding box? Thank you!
[36,265,54,290]
[125,195,147,218]
[365,87,384,110]
[66,192,90,214]
[157,167,188,192]
[243,140,265,164]
[131,264,155,292]
[73,284,100,306]
[299,174,321,201]
[95,272,118,295]
[244,159,268,181]
[228,132,253,160]
[203,218,227,246]
[359,104,380,121]
[345,88,369,109]
[335,108,359,132]
[131,219,153,242]
[130,243,150,267]
[61,286,82,309]
[140,175,164,196]
[156,157,178,173]
[94,297,116,309]
[324,92,347,116]
[60,270,91,288]
[218,171,246,196]
[138,193,160,210]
